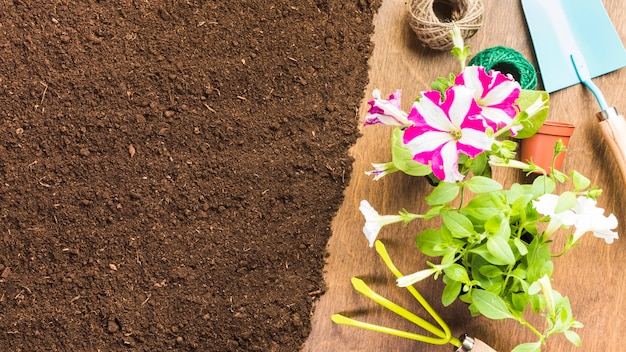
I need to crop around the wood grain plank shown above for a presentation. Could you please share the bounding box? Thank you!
[304,0,626,350]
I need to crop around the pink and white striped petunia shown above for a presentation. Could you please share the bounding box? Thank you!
[403,86,494,182]
[455,66,521,134]
[364,89,411,127]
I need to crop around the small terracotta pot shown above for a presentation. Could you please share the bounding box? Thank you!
[520,121,575,172]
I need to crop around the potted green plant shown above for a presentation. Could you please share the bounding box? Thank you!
[333,25,618,352]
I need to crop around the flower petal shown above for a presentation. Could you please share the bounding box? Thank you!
[396,268,438,287]
[570,197,619,243]
[431,141,464,182]
[446,86,482,127]
[402,86,493,182]
[457,128,494,157]
[359,200,404,247]
[409,91,456,132]
[403,130,454,162]
[456,66,521,130]
[365,162,399,180]
[364,89,411,127]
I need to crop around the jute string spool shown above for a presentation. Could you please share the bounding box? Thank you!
[409,0,484,51]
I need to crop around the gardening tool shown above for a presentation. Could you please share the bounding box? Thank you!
[521,0,626,188]
[332,241,497,351]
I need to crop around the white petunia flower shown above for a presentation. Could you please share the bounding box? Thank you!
[570,196,618,244]
[533,194,618,244]
[364,162,399,181]
[533,194,576,235]
[364,89,411,127]
[396,268,439,287]
[359,200,404,247]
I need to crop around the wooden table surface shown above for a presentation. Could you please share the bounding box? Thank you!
[304,1,626,351]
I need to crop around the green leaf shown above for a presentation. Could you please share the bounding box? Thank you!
[531,175,556,196]
[466,176,503,194]
[512,90,549,139]
[471,254,503,289]
[425,181,460,205]
[444,264,470,284]
[469,152,491,178]
[430,75,454,94]
[487,236,515,265]
[513,237,529,256]
[442,279,462,306]
[440,251,458,267]
[526,258,553,284]
[424,204,445,219]
[571,170,591,191]
[564,330,582,347]
[510,193,534,218]
[470,245,512,266]
[479,265,504,278]
[463,194,500,221]
[441,211,475,238]
[571,320,584,329]
[555,191,577,213]
[511,266,527,280]
[553,169,568,183]
[511,292,530,313]
[484,213,504,234]
[415,228,452,256]
[471,289,516,320]
[500,139,518,152]
[511,341,542,352]
[390,128,433,176]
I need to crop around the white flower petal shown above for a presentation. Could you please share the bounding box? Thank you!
[438,141,464,182]
[533,194,576,235]
[396,268,437,287]
[415,96,456,132]
[404,130,454,156]
[570,196,619,243]
[448,86,479,127]
[533,194,559,216]
[365,89,411,127]
[524,96,548,117]
[458,128,495,151]
[461,66,483,95]
[481,80,518,106]
[480,107,514,126]
[359,200,404,247]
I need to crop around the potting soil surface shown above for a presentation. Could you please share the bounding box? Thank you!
[0,1,381,350]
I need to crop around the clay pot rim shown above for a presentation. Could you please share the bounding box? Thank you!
[536,120,575,137]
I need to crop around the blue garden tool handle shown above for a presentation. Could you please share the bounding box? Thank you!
[571,53,626,188]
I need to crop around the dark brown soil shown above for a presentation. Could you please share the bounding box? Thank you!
[0,1,380,351]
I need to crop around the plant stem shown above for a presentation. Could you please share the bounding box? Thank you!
[518,317,546,342]
[492,124,514,138]
[458,183,466,210]
[499,264,515,297]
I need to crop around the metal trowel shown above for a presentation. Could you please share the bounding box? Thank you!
[522,0,626,187]
[521,0,626,93]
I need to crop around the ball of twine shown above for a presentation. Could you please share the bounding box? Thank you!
[409,0,484,51]
[469,46,538,90]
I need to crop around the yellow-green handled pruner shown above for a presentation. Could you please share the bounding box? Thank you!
[332,241,498,351]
